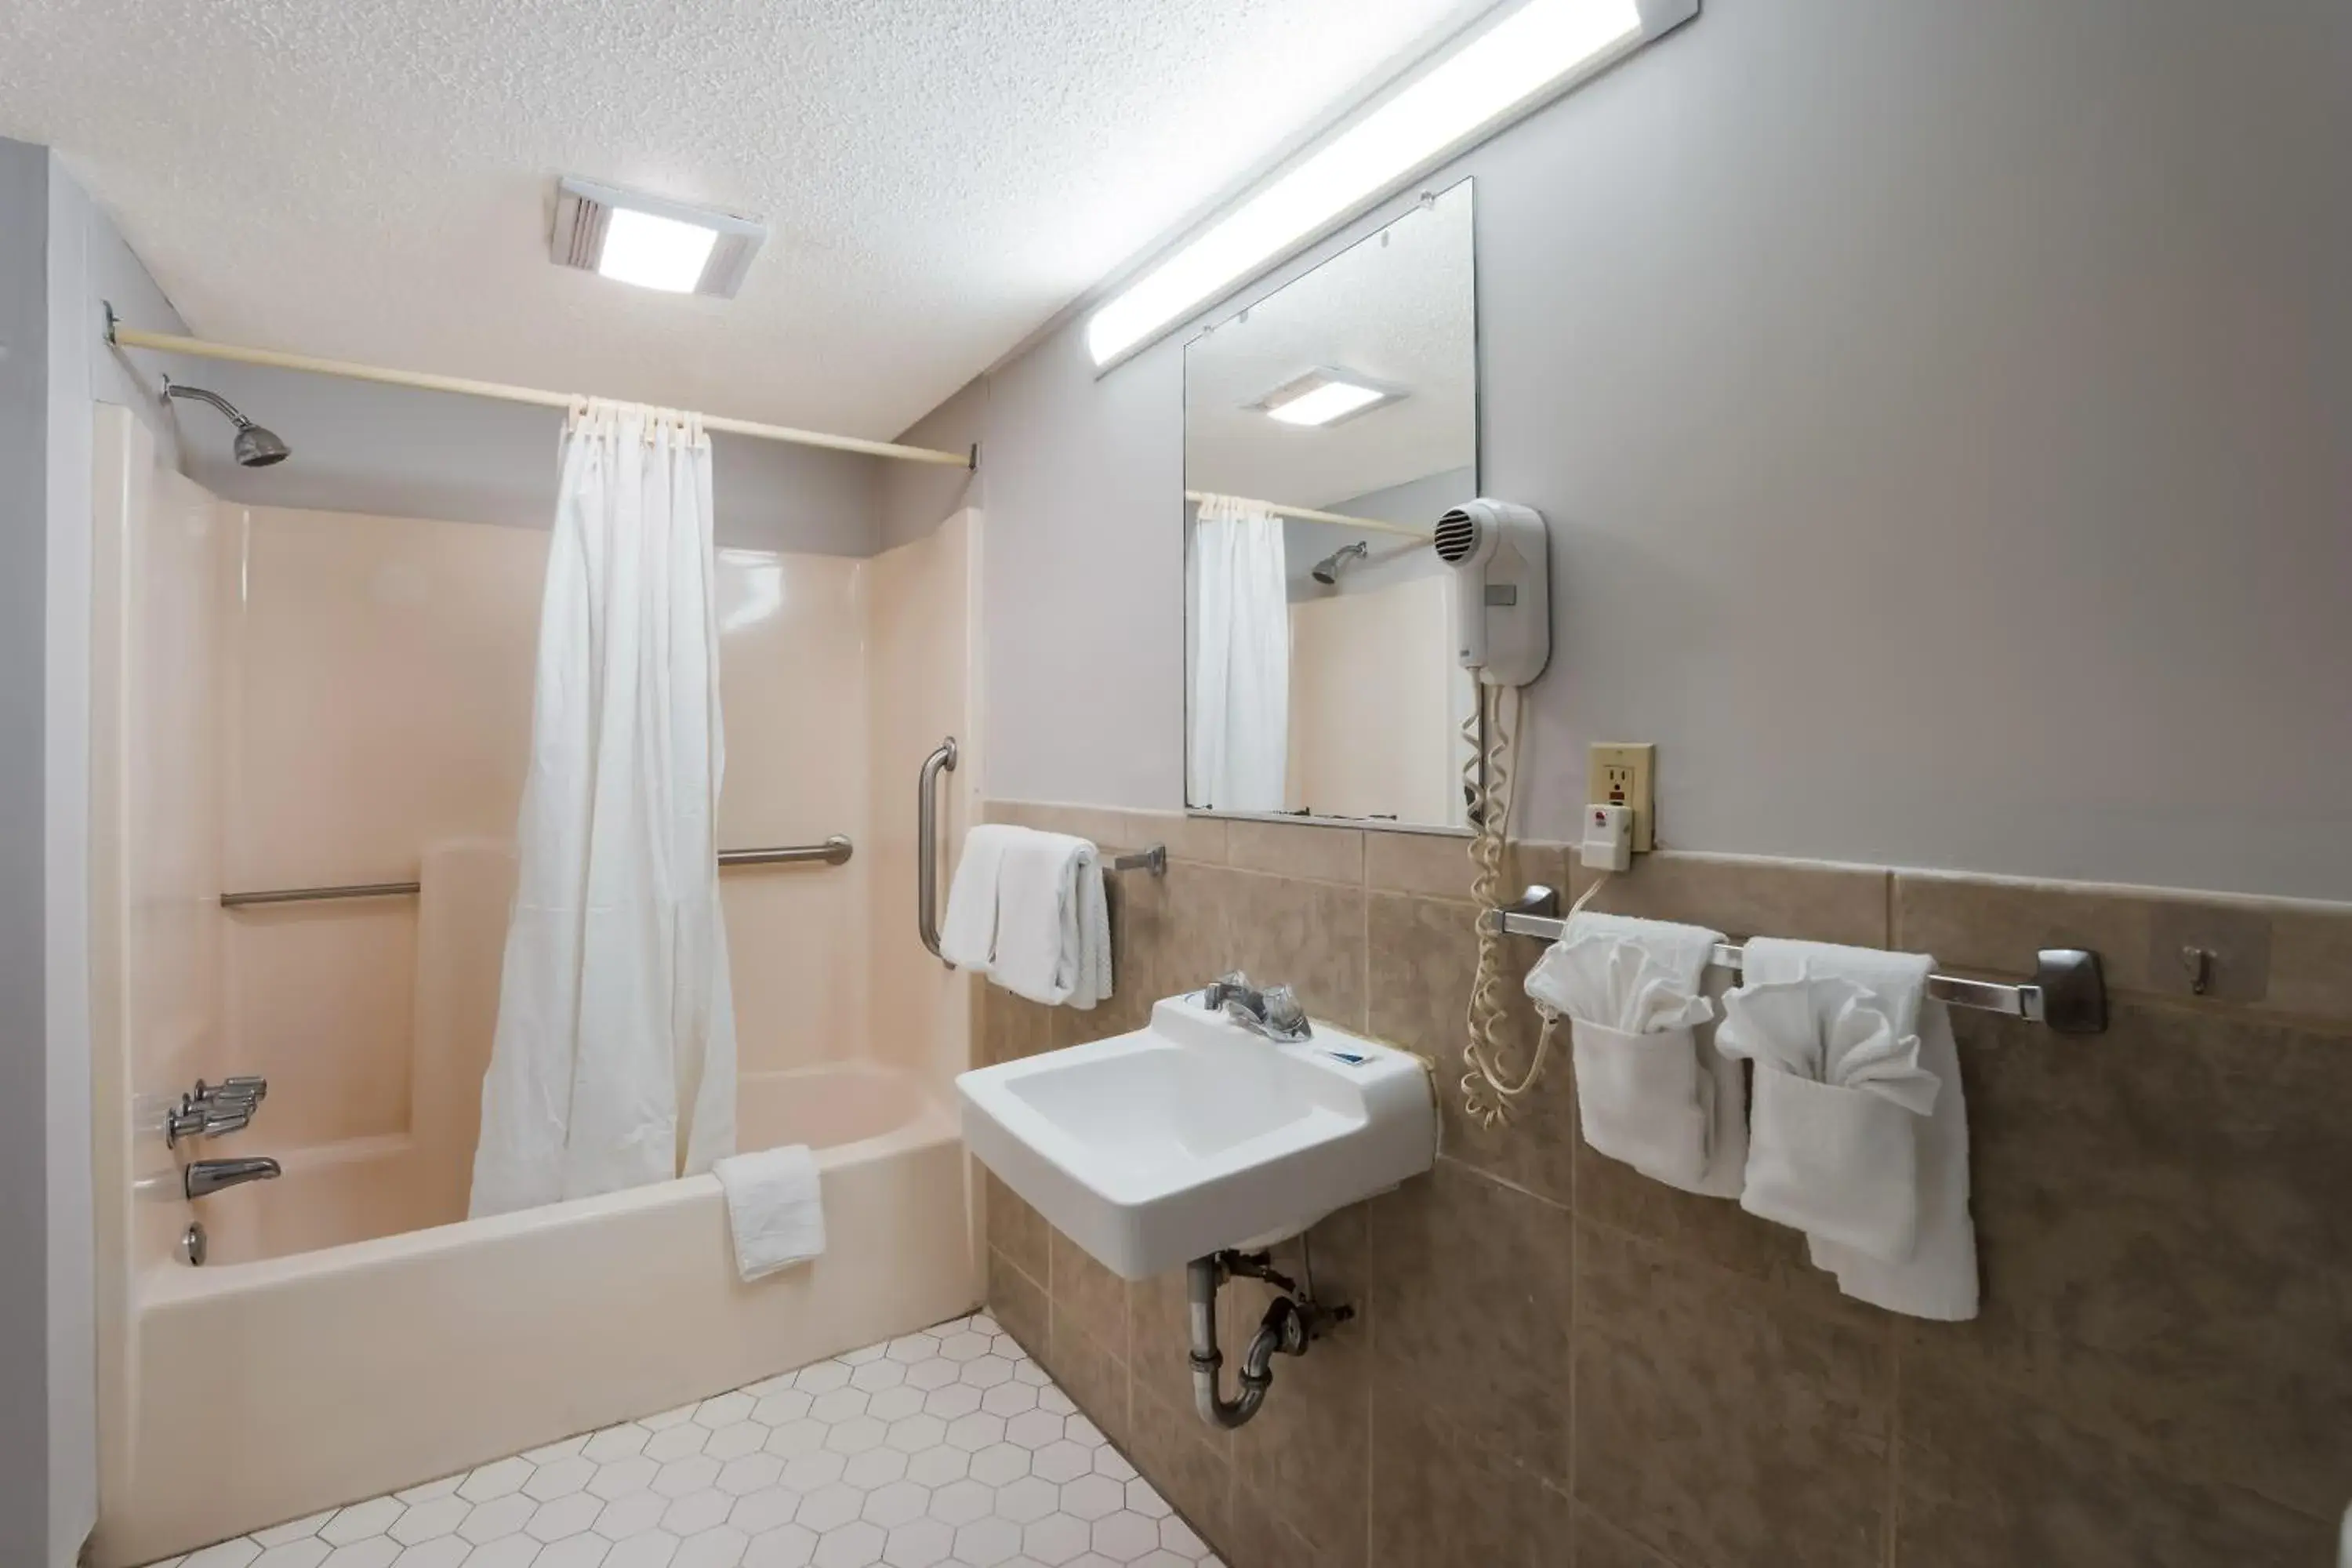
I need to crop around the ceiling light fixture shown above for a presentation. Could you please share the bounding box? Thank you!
[551,177,768,298]
[1258,369,1399,427]
[1087,0,1695,368]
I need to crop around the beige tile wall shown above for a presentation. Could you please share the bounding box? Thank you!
[976,802,2352,1568]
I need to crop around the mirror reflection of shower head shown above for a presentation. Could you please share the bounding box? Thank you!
[160,376,291,467]
[1310,540,1370,585]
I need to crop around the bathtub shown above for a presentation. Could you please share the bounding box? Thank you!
[97,1063,978,1568]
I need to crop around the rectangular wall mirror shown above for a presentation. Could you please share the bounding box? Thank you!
[1182,179,1476,829]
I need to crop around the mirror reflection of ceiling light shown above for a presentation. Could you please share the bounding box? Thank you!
[1259,370,1399,426]
[550,177,769,298]
[1087,0,1694,369]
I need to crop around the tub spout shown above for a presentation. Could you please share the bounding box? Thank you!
[185,1156,281,1200]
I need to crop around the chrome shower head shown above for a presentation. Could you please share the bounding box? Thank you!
[1310,540,1370,585]
[162,377,290,467]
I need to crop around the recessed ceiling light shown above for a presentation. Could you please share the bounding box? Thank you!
[1258,370,1400,426]
[551,177,768,298]
[1087,0,1694,368]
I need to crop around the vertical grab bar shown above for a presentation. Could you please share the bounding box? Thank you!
[918,736,959,964]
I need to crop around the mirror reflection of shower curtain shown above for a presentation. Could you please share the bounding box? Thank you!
[1187,495,1290,812]
[470,400,738,1218]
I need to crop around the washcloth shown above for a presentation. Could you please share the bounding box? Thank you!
[941,824,1019,971]
[989,830,1112,1010]
[1526,911,1741,1194]
[713,1145,826,1282]
[1724,938,1978,1320]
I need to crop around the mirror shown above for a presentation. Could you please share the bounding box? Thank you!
[1183,180,1477,828]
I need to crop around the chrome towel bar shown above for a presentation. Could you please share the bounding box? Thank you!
[1482,886,2107,1034]
[220,834,854,908]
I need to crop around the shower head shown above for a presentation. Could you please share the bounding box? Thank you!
[1310,540,1370,585]
[162,377,290,467]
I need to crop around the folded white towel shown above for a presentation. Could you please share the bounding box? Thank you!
[941,824,1020,971]
[989,830,1112,1010]
[1726,938,1979,1320]
[713,1145,826,1283]
[1526,911,1742,1195]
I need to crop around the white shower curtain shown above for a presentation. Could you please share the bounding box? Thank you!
[470,400,737,1218]
[1186,495,1290,811]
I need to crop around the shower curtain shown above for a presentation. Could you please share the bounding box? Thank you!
[470,400,737,1218]
[1186,494,1290,811]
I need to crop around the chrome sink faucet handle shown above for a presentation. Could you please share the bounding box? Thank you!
[1196,972,1313,1044]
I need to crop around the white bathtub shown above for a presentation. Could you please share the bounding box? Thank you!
[97,1063,977,1568]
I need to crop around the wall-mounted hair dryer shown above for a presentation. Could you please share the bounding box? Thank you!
[1436,497,1560,1131]
[1433,499,1549,688]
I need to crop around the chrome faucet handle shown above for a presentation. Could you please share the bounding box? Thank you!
[201,1106,254,1138]
[198,1075,267,1105]
[1257,985,1311,1041]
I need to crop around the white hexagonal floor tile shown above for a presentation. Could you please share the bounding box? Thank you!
[160,1320,1207,1568]
[811,1520,886,1568]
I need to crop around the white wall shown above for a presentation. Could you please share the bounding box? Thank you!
[33,146,196,1568]
[919,0,2352,899]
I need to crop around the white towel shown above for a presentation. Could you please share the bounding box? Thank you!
[1727,938,1979,1320]
[989,830,1112,1010]
[941,824,1019,971]
[1526,911,1742,1196]
[713,1145,826,1282]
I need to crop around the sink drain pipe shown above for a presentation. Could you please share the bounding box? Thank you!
[1187,1250,1352,1429]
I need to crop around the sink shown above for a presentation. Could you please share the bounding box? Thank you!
[956,994,1437,1280]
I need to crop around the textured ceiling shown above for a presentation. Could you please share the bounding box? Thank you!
[4,0,1490,439]
[1185,182,1475,510]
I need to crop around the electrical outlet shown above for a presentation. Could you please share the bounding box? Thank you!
[1588,743,1656,852]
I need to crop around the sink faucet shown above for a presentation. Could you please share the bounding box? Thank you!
[184,1156,281,1200]
[1196,973,1312,1043]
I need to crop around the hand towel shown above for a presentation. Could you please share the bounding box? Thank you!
[941,825,1019,971]
[1727,938,1978,1320]
[1525,911,1743,1196]
[713,1145,826,1282]
[989,830,1113,1009]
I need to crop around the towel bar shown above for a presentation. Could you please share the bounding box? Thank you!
[1481,886,2107,1034]
[1102,846,1167,877]
[220,835,855,908]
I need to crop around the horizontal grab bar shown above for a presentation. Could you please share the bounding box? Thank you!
[220,835,855,908]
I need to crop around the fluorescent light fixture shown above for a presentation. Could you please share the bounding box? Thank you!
[1087,0,1690,368]
[550,177,769,298]
[1258,369,1400,426]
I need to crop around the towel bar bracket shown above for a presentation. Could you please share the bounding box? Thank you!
[2027,948,2107,1034]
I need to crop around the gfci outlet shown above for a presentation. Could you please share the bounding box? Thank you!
[1588,743,1656,852]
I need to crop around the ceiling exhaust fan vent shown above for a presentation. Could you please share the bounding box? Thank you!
[550,177,768,299]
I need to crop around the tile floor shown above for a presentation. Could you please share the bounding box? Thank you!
[150,1312,1220,1568]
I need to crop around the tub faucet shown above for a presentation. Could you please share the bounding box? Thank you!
[184,1156,281,1200]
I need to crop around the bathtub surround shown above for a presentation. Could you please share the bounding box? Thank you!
[472,402,737,1216]
[85,406,985,1564]
[141,1313,1222,1568]
[978,802,2352,1566]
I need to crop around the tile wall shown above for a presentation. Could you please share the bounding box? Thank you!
[975,804,2352,1567]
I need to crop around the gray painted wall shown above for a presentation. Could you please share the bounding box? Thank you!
[172,360,887,554]
[924,0,2352,899]
[2,133,57,1568]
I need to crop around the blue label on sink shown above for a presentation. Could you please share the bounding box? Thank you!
[1322,1050,1370,1066]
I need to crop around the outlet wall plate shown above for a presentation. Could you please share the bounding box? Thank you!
[1588,742,1656,852]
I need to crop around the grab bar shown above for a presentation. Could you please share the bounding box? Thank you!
[220,835,854,908]
[918,736,959,964]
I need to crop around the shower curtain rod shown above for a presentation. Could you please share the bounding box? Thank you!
[103,307,975,470]
[1185,489,1428,539]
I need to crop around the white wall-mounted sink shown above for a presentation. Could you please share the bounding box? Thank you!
[956,995,1436,1280]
